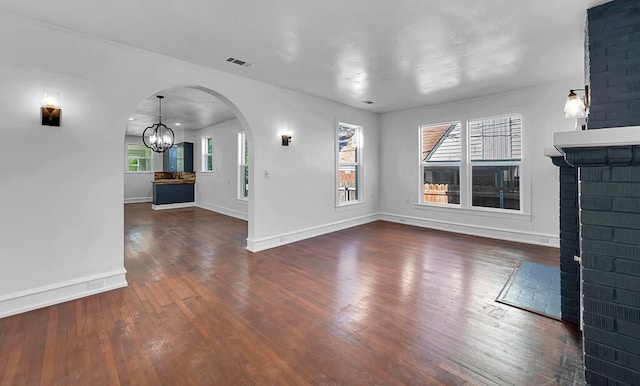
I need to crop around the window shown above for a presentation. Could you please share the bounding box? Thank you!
[469,115,522,210]
[202,136,213,172]
[418,114,522,212]
[127,144,152,172]
[420,122,461,205]
[337,122,362,205]
[238,132,249,199]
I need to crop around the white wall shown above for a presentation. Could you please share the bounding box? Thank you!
[379,81,581,246]
[185,119,249,220]
[0,14,379,317]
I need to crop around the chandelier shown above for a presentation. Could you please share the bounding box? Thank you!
[142,95,175,153]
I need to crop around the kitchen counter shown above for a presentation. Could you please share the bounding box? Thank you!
[153,179,196,185]
[152,172,196,208]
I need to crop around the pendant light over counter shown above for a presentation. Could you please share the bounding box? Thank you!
[142,95,175,153]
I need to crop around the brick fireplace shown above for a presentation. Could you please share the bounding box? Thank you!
[551,1,640,384]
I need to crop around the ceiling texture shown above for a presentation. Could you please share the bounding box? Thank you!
[0,0,609,132]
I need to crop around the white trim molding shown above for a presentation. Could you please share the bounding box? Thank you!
[124,197,152,204]
[246,214,379,252]
[151,202,196,210]
[196,202,248,221]
[0,269,128,319]
[379,212,559,248]
[554,125,640,151]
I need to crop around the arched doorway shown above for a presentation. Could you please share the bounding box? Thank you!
[123,85,254,249]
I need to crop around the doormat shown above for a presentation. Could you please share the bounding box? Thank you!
[496,261,561,320]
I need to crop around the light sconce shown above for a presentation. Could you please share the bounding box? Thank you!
[41,91,61,126]
[564,86,589,119]
[142,95,175,153]
[281,131,292,146]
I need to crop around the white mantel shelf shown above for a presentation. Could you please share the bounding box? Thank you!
[553,126,640,153]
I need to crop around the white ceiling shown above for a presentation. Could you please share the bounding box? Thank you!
[0,0,610,121]
[126,87,237,135]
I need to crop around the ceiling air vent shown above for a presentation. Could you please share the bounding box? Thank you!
[225,57,252,67]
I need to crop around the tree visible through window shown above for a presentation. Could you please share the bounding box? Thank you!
[127,144,152,172]
[337,122,361,204]
[202,137,213,172]
[238,132,249,199]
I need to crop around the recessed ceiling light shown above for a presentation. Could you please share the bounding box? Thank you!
[362,100,374,105]
[128,117,135,121]
[174,122,181,126]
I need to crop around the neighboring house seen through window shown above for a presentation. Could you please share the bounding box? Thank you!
[419,114,522,211]
[469,115,522,210]
[421,122,461,205]
[337,122,362,205]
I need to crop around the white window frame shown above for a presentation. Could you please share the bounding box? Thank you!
[126,143,153,173]
[336,122,363,207]
[238,132,249,200]
[468,114,523,212]
[417,114,524,214]
[202,136,213,173]
[419,122,462,207]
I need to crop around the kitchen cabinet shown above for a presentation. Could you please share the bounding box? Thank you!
[163,142,193,172]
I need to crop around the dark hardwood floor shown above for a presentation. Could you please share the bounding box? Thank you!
[0,204,584,385]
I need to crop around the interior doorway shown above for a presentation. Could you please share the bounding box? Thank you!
[123,85,254,249]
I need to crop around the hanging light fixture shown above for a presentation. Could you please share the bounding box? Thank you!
[142,95,175,153]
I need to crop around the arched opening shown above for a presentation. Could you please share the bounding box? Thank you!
[122,85,255,259]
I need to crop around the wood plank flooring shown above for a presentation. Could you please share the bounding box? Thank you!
[0,204,584,385]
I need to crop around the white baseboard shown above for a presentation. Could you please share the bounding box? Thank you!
[196,202,248,221]
[0,269,128,319]
[246,214,379,252]
[379,212,560,248]
[151,202,196,210]
[124,197,152,204]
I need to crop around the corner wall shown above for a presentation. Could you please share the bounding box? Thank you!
[187,119,249,220]
[379,81,580,246]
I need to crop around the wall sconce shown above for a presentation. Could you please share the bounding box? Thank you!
[41,91,61,126]
[564,86,589,119]
[281,131,292,146]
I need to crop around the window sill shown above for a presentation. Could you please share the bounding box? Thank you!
[336,201,365,211]
[125,171,154,174]
[414,202,531,220]
[237,197,248,203]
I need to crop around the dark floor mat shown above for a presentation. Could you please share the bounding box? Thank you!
[496,261,561,320]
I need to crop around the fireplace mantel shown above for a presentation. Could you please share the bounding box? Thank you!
[553,126,640,153]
